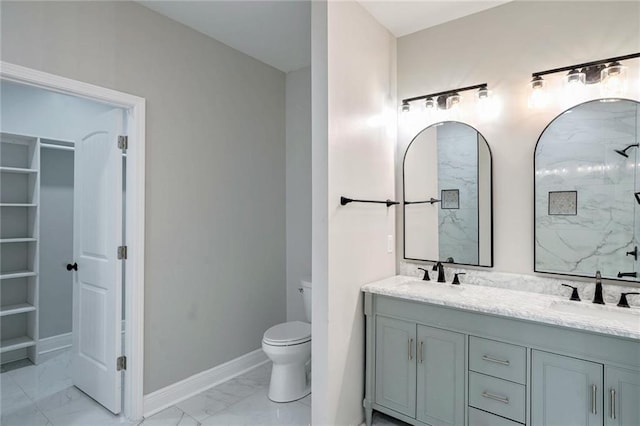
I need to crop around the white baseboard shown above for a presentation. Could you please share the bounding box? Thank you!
[143,348,268,417]
[38,332,72,364]
[1,348,27,364]
[38,333,72,355]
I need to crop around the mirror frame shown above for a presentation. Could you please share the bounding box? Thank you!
[533,98,640,282]
[402,120,494,267]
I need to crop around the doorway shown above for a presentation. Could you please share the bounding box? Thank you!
[0,62,145,421]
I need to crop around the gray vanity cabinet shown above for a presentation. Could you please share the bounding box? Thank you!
[363,292,640,426]
[416,325,465,426]
[373,315,465,425]
[531,350,603,426]
[605,366,640,426]
[374,316,416,417]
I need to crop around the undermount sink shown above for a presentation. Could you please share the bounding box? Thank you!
[549,300,640,324]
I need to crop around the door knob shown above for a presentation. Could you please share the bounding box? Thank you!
[66,263,78,271]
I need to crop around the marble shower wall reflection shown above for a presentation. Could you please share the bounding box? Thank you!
[437,123,479,263]
[535,99,639,281]
[404,121,492,266]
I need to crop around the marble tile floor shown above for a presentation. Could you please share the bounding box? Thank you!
[1,350,401,426]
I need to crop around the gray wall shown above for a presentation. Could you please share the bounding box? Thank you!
[40,149,74,339]
[1,1,286,393]
[285,67,311,322]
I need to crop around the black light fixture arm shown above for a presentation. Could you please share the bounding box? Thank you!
[340,196,399,208]
[531,52,640,78]
[402,83,488,104]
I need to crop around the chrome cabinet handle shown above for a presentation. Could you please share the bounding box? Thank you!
[408,338,414,361]
[481,355,510,366]
[592,385,597,415]
[419,341,424,364]
[481,391,509,404]
[610,388,616,420]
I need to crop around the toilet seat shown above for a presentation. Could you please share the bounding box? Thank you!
[263,321,311,346]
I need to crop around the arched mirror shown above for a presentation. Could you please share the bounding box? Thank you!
[403,121,493,266]
[534,99,640,282]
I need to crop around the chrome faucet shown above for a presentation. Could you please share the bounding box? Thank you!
[593,270,604,305]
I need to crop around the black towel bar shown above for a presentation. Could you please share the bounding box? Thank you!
[340,196,399,208]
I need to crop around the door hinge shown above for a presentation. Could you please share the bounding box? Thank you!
[117,355,127,371]
[117,246,128,260]
[118,135,128,151]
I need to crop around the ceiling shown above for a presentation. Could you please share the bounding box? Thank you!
[139,1,311,73]
[358,1,512,37]
[139,1,510,73]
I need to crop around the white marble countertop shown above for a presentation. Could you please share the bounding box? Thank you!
[362,275,640,340]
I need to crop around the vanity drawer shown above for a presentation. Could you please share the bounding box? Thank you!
[468,407,523,426]
[469,372,525,423]
[469,336,526,384]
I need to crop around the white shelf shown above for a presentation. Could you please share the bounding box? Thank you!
[0,166,38,174]
[1,132,40,365]
[0,336,36,353]
[0,238,37,244]
[0,270,37,280]
[0,303,36,317]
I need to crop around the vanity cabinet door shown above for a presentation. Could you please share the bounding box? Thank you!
[374,316,416,418]
[531,350,603,426]
[415,325,465,426]
[605,366,640,426]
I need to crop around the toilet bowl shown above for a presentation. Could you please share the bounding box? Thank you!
[262,279,312,402]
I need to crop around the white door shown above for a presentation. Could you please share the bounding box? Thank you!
[72,108,124,414]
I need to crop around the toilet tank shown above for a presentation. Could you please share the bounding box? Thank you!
[300,279,312,323]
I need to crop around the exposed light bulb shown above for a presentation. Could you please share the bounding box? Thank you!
[446,93,461,110]
[600,61,628,97]
[401,102,410,113]
[476,89,501,121]
[528,76,548,108]
[424,97,436,110]
[564,69,586,86]
[562,69,587,106]
[477,87,490,100]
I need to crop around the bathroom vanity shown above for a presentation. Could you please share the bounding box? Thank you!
[362,276,640,426]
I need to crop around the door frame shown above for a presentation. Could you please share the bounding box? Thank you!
[1,61,146,421]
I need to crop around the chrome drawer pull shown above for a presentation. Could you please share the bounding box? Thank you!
[481,391,509,404]
[610,388,616,420]
[419,341,424,364]
[592,385,597,415]
[481,355,510,366]
[408,338,414,361]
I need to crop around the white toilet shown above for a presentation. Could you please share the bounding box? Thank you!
[262,279,312,402]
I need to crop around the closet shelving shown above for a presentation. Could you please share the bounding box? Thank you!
[1,133,77,365]
[0,132,40,363]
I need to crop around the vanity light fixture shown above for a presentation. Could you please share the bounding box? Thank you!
[529,52,639,108]
[400,83,488,113]
[528,76,548,108]
[446,92,462,110]
[601,61,628,96]
[477,87,490,100]
[425,97,436,109]
[564,69,586,86]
